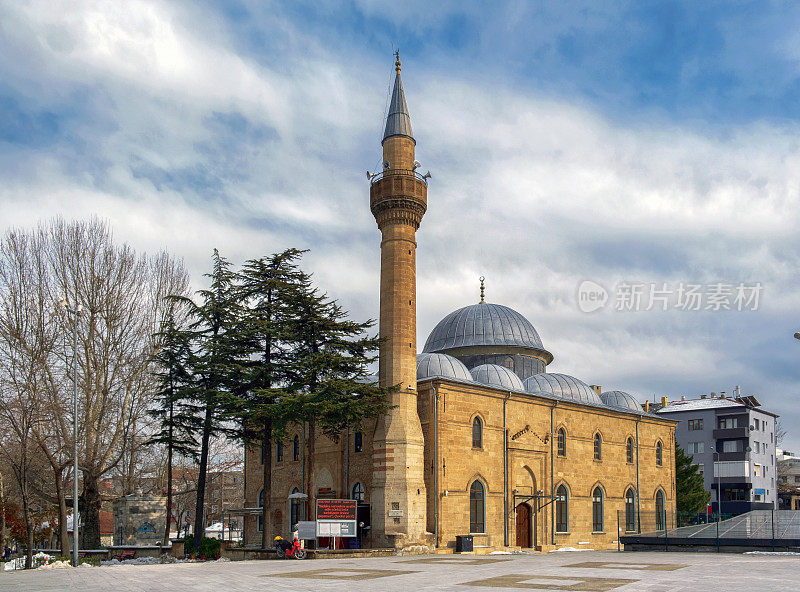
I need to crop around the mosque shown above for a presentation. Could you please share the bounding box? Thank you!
[241,56,676,551]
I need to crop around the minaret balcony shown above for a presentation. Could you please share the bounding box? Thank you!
[369,168,428,186]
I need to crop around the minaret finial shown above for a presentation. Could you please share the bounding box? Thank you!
[395,50,401,74]
[479,276,485,304]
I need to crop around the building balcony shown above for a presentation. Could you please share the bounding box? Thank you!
[713,426,749,440]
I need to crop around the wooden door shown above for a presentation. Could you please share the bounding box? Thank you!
[515,503,531,548]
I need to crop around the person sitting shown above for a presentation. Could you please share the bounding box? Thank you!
[274,536,292,556]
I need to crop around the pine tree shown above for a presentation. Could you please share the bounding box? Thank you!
[283,283,392,516]
[178,250,243,553]
[147,306,200,546]
[676,443,710,515]
[233,249,307,547]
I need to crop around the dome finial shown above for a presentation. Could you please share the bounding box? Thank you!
[395,50,401,74]
[479,276,485,304]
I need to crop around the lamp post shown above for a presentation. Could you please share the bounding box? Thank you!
[711,446,722,521]
[61,299,81,567]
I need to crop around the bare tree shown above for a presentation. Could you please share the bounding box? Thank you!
[0,218,189,550]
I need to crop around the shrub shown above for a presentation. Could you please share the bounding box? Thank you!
[183,535,221,560]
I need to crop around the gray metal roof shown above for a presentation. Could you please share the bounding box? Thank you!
[416,353,472,381]
[600,390,642,413]
[655,398,747,413]
[470,363,525,391]
[423,303,545,353]
[383,71,414,142]
[523,373,603,406]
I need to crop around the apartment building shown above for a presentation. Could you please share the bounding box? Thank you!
[654,390,778,514]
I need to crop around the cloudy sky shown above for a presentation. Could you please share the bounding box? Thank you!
[2,1,799,450]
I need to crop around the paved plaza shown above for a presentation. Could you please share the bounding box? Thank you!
[2,550,798,592]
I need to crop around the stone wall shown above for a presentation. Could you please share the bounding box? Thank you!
[112,492,166,546]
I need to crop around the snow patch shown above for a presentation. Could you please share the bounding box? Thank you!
[550,547,594,552]
[490,551,513,555]
[744,551,800,556]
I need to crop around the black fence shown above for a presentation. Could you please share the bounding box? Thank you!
[618,509,800,552]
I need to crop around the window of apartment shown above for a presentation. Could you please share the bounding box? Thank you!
[688,419,704,431]
[656,441,663,466]
[753,441,760,454]
[696,463,704,477]
[754,418,760,430]
[276,441,284,462]
[593,433,602,461]
[722,440,743,453]
[592,487,604,532]
[472,417,483,449]
[755,493,762,501]
[555,485,569,533]
[718,417,738,429]
[754,464,761,477]
[354,431,363,453]
[688,442,704,454]
[557,428,567,457]
[626,437,634,464]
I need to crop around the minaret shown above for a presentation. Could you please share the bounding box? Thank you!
[369,53,429,548]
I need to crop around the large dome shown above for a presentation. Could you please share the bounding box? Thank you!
[470,363,525,391]
[523,373,603,406]
[600,390,642,413]
[416,353,472,381]
[423,302,549,356]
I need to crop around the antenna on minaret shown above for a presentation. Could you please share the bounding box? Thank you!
[479,276,485,304]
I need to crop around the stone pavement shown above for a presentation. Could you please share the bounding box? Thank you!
[2,550,798,592]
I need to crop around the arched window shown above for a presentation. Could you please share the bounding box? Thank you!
[351,482,365,502]
[625,488,636,532]
[469,480,485,533]
[626,437,634,464]
[472,417,483,449]
[592,487,604,532]
[656,441,663,466]
[555,485,568,532]
[290,487,302,528]
[276,441,284,462]
[557,428,566,457]
[354,431,363,453]
[593,433,602,460]
[293,435,300,461]
[257,489,265,532]
[655,490,666,530]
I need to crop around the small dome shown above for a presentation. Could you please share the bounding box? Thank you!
[523,373,603,406]
[601,390,642,413]
[470,364,525,391]
[417,353,472,381]
[423,302,546,353]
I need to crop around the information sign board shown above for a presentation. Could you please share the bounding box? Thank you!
[316,499,357,521]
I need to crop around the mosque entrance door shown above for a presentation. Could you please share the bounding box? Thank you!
[515,503,532,548]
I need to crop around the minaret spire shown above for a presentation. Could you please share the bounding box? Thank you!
[383,52,414,143]
[369,54,429,549]
[480,276,485,304]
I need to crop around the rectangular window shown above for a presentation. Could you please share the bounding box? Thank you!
[688,419,704,431]
[718,417,738,429]
[754,418,760,430]
[688,442,704,454]
[754,441,760,454]
[754,464,760,477]
[722,440,743,453]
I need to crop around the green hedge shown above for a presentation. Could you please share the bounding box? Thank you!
[183,535,221,559]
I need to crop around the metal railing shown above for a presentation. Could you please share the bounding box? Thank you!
[619,509,800,552]
[369,168,428,186]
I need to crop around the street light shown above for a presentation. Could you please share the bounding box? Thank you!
[711,446,721,522]
[60,298,81,567]
[794,332,800,341]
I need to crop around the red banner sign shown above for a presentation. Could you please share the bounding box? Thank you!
[316,499,357,521]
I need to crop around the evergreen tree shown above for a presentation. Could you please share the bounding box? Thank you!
[233,249,307,547]
[178,250,243,553]
[676,443,710,515]
[283,283,392,515]
[147,307,200,545]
